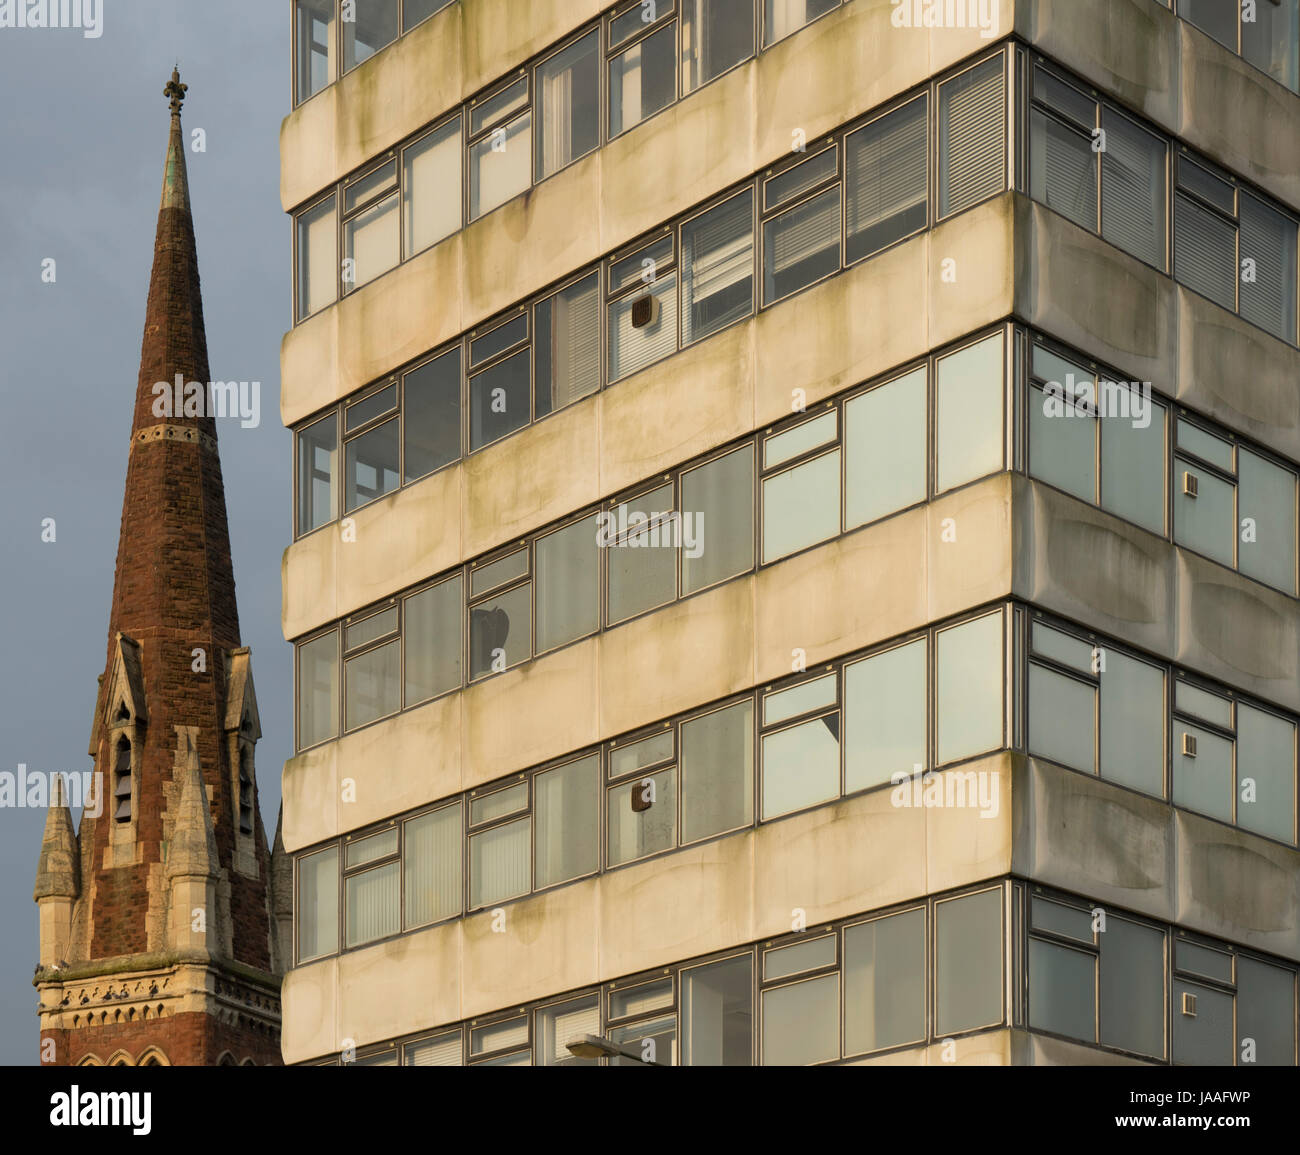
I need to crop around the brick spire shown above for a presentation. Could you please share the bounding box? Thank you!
[36,73,282,1067]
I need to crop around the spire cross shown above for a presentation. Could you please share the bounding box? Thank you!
[165,68,187,116]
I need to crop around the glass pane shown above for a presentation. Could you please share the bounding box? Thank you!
[764,0,839,46]
[680,700,754,843]
[609,1015,677,1066]
[345,384,397,432]
[844,368,926,527]
[344,161,397,215]
[764,411,837,469]
[611,0,668,46]
[298,846,339,961]
[404,0,455,30]
[1031,896,1094,943]
[469,817,531,908]
[1174,456,1235,568]
[1101,108,1167,269]
[761,714,840,819]
[297,194,337,320]
[403,348,461,482]
[470,782,528,825]
[469,348,530,450]
[404,576,462,706]
[608,768,677,865]
[296,0,335,103]
[298,631,339,749]
[609,21,677,137]
[938,56,1006,217]
[1034,66,1096,126]
[346,828,397,868]
[469,583,531,678]
[1029,939,1096,1042]
[404,118,461,258]
[470,1017,528,1056]
[470,314,528,368]
[1101,392,1166,535]
[764,146,837,211]
[1175,680,1233,728]
[765,674,836,727]
[681,189,754,345]
[1173,722,1234,823]
[764,935,835,981]
[610,730,675,778]
[1174,193,1238,312]
[471,548,528,598]
[1237,957,1297,1066]
[345,638,400,729]
[298,414,337,533]
[536,515,600,652]
[844,95,928,263]
[1028,664,1097,774]
[470,77,528,134]
[1237,704,1296,843]
[404,1030,462,1066]
[762,186,841,305]
[1030,109,1097,232]
[536,30,600,180]
[610,236,673,293]
[1241,0,1299,90]
[682,955,753,1065]
[843,908,925,1054]
[1029,383,1097,502]
[936,332,1004,493]
[344,417,400,511]
[936,613,1003,765]
[345,861,399,947]
[608,272,679,382]
[762,449,841,563]
[534,273,601,415]
[762,975,839,1065]
[343,0,399,70]
[1179,0,1238,50]
[1098,650,1166,796]
[607,486,678,624]
[1177,939,1235,983]
[681,446,755,593]
[1179,156,1236,214]
[1238,449,1297,594]
[469,112,532,220]
[534,755,600,888]
[343,192,399,292]
[1178,418,1234,471]
[609,978,674,1019]
[1100,916,1166,1058]
[935,889,1003,1035]
[843,639,926,793]
[682,0,753,93]
[1032,622,1094,673]
[403,805,461,928]
[345,606,397,653]
[1173,980,1234,1065]
[537,994,601,1066]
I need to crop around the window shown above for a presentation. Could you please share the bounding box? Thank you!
[1240,193,1299,342]
[534,273,601,415]
[298,846,339,962]
[1238,446,1299,593]
[344,0,399,72]
[1236,703,1297,843]
[403,804,461,928]
[535,31,600,181]
[468,314,531,450]
[1173,679,1236,824]
[343,160,400,293]
[405,1029,462,1066]
[843,638,926,793]
[402,117,462,258]
[1237,956,1298,1065]
[402,347,461,483]
[534,514,600,653]
[468,548,532,679]
[112,737,132,823]
[605,482,678,623]
[297,631,339,749]
[297,414,337,534]
[607,236,678,381]
[1174,157,1238,313]
[469,1013,530,1064]
[469,77,532,221]
[843,907,925,1055]
[296,194,337,321]
[1101,107,1167,268]
[343,384,400,511]
[680,699,753,842]
[762,148,841,305]
[608,5,677,138]
[935,331,1004,494]
[935,612,1004,766]
[534,755,600,889]
[607,743,677,866]
[934,888,1003,1035]
[343,605,401,730]
[607,976,678,1065]
[938,56,1005,218]
[681,189,754,345]
[681,954,752,1065]
[295,0,335,104]
[536,994,600,1066]
[844,95,928,264]
[761,673,840,820]
[344,827,400,947]
[468,781,531,908]
[761,937,840,1064]
[681,0,754,94]
[402,575,462,707]
[1239,0,1300,92]
[1179,0,1237,49]
[404,0,454,30]
[844,366,926,528]
[1173,937,1236,1065]
[761,411,840,562]
[764,0,839,47]
[680,445,755,593]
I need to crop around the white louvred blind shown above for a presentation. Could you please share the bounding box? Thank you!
[549,1002,602,1062]
[682,193,753,342]
[406,1033,462,1066]
[845,99,927,239]
[1033,110,1096,231]
[1174,194,1237,312]
[551,276,601,407]
[768,187,839,275]
[1239,193,1298,342]
[939,58,1005,217]
[1100,111,1165,269]
[608,275,678,382]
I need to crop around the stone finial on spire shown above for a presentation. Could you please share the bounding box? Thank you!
[165,67,187,116]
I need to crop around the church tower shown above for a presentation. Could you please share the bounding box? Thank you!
[34,71,288,1067]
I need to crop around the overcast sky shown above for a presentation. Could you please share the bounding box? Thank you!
[0,3,287,1063]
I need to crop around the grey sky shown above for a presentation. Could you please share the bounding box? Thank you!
[0,3,287,1063]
